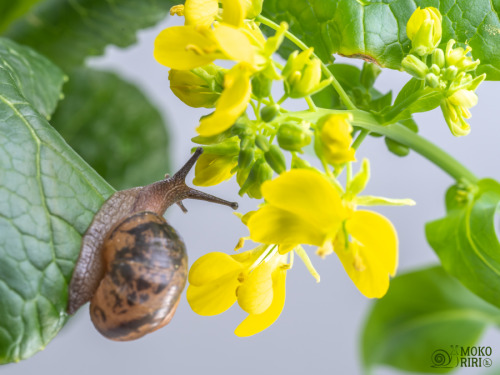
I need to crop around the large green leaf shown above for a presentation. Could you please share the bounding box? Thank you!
[0,0,42,34]
[0,39,113,363]
[426,179,500,309]
[51,68,169,190]
[3,0,177,71]
[362,266,500,374]
[263,0,500,80]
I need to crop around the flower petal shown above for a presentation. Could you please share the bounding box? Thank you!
[196,64,251,136]
[248,205,327,247]
[188,251,243,286]
[184,0,219,27]
[213,24,255,65]
[154,26,220,70]
[234,266,287,337]
[335,210,398,298]
[187,274,239,316]
[260,169,346,229]
[237,260,274,314]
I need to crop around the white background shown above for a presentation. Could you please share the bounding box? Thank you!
[3,14,500,375]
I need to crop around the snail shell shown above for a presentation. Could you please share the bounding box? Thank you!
[90,212,187,341]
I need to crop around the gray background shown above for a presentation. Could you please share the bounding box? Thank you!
[3,15,500,375]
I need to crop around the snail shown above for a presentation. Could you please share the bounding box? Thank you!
[67,148,237,341]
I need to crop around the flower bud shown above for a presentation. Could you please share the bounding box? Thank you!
[440,98,471,137]
[448,89,478,109]
[401,54,429,79]
[251,73,272,99]
[239,158,272,199]
[243,0,263,19]
[255,134,270,152]
[198,136,240,155]
[283,48,332,98]
[432,48,445,68]
[407,7,442,56]
[443,66,458,81]
[260,104,280,122]
[264,145,287,174]
[425,73,440,88]
[277,122,312,152]
[193,153,238,186]
[314,113,356,165]
[169,65,224,108]
[385,138,410,157]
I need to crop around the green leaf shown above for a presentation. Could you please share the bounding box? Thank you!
[362,266,500,374]
[0,0,42,34]
[263,0,500,80]
[0,39,113,363]
[426,179,500,310]
[51,68,169,190]
[4,0,177,71]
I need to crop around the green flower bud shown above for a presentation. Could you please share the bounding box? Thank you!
[169,64,224,108]
[430,64,440,75]
[425,73,440,88]
[407,7,442,56]
[264,145,287,174]
[238,158,273,199]
[385,137,410,157]
[443,66,458,81]
[251,73,272,99]
[432,49,445,68]
[277,122,312,152]
[255,134,270,152]
[260,104,280,122]
[243,0,263,19]
[401,54,429,79]
[237,145,255,186]
[196,136,240,156]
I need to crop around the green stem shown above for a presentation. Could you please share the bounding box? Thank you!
[256,15,357,110]
[352,129,369,150]
[277,108,478,183]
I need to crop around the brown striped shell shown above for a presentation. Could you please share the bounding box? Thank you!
[90,212,187,341]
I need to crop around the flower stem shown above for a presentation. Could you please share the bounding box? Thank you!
[278,108,478,183]
[256,15,357,110]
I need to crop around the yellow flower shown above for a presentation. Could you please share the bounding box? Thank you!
[334,211,398,298]
[406,7,442,56]
[314,113,356,165]
[247,169,348,253]
[196,63,253,136]
[187,247,289,336]
[193,153,238,186]
[440,96,474,136]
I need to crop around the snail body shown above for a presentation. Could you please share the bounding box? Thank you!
[67,148,237,341]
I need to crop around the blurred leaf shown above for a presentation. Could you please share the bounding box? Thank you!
[263,0,500,80]
[426,179,500,309]
[51,68,169,189]
[362,266,500,374]
[0,0,42,33]
[0,39,113,363]
[4,0,177,71]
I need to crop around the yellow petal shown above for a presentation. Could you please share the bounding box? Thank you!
[234,266,287,337]
[335,210,398,298]
[196,64,252,136]
[184,0,219,27]
[187,273,239,316]
[188,251,243,286]
[237,261,274,314]
[213,24,255,65]
[247,205,327,247]
[154,26,221,70]
[260,169,346,229]
[221,0,246,26]
[193,153,237,186]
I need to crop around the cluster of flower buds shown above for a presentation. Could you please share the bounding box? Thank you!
[401,7,485,136]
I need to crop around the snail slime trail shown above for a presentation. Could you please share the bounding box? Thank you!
[67,148,238,341]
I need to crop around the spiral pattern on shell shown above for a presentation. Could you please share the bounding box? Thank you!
[431,349,451,367]
[90,211,187,341]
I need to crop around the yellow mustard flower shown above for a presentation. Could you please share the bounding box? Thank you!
[440,95,475,136]
[314,113,356,165]
[247,169,348,254]
[187,246,289,336]
[196,63,253,136]
[334,210,398,298]
[406,7,442,56]
[247,168,400,298]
